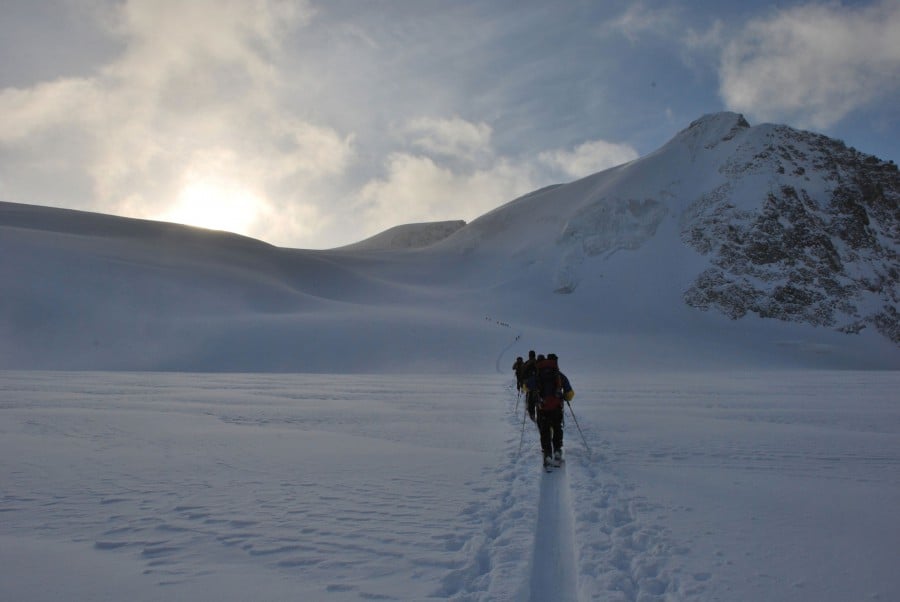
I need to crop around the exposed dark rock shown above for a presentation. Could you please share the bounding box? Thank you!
[682,121,899,345]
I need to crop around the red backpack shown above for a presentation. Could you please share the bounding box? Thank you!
[535,358,562,410]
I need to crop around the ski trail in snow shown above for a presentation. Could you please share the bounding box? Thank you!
[529,466,579,601]
[494,328,523,374]
[502,365,681,601]
[470,377,681,600]
[500,374,581,601]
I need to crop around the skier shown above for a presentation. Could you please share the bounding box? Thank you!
[512,356,525,391]
[526,353,574,469]
[521,350,539,422]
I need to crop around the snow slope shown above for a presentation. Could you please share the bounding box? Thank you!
[429,113,898,341]
[0,203,493,372]
[334,220,466,251]
[1,112,898,372]
[1,370,898,601]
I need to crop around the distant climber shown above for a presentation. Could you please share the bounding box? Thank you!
[521,350,539,422]
[512,356,525,391]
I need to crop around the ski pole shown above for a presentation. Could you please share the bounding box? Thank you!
[565,399,591,455]
[515,388,521,413]
[516,402,528,456]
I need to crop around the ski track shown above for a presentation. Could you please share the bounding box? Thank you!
[488,383,693,602]
[529,461,578,601]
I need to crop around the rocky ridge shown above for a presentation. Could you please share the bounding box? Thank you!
[680,115,899,343]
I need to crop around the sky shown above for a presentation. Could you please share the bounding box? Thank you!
[1,0,898,249]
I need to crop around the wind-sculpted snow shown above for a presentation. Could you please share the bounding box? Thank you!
[554,198,668,293]
[2,370,898,601]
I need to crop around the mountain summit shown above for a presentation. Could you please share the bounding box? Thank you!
[1,113,898,371]
[429,112,899,345]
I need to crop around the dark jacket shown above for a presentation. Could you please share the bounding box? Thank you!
[525,372,572,397]
[525,358,573,410]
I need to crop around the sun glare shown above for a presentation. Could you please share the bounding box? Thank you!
[162,177,264,236]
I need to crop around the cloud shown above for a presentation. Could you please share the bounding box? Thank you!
[357,116,529,234]
[7,1,638,249]
[538,140,639,179]
[355,152,539,235]
[355,116,639,236]
[598,1,681,43]
[0,78,99,142]
[0,0,352,245]
[403,116,493,160]
[683,19,725,52]
[719,0,900,129]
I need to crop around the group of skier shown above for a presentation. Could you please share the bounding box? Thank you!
[512,350,574,469]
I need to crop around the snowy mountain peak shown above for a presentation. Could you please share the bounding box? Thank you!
[681,111,751,146]
[679,119,899,344]
[433,113,899,348]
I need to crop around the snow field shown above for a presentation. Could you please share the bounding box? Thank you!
[1,369,899,601]
[568,370,900,601]
[0,372,517,600]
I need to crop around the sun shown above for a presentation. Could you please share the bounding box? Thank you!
[161,176,265,236]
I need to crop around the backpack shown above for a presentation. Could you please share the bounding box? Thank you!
[522,358,537,380]
[535,358,562,410]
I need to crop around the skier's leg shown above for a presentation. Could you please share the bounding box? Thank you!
[527,391,538,422]
[552,409,564,457]
[536,412,552,459]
